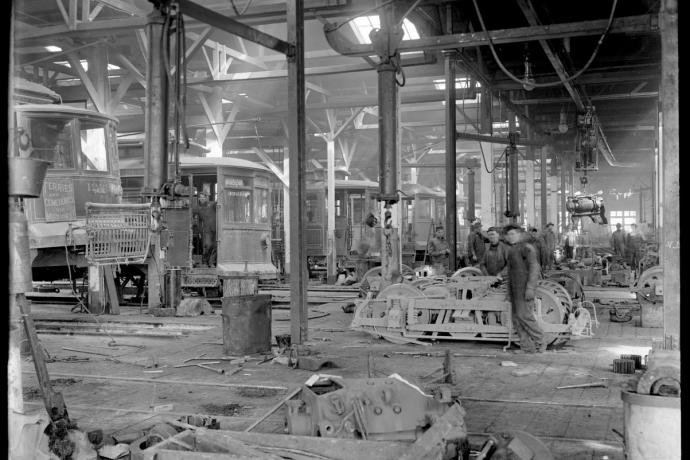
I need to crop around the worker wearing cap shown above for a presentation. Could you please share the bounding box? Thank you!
[193,191,217,267]
[611,223,626,258]
[427,225,450,274]
[479,227,509,280]
[504,224,545,353]
[467,221,488,266]
[626,223,645,270]
[543,223,557,270]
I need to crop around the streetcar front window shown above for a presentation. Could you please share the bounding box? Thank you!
[225,190,252,223]
[79,121,108,171]
[28,118,74,169]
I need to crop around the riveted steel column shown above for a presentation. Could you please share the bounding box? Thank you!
[560,157,567,232]
[287,0,308,344]
[540,145,548,229]
[144,8,168,195]
[444,50,457,270]
[144,7,168,310]
[508,114,519,223]
[377,63,398,202]
[660,0,679,350]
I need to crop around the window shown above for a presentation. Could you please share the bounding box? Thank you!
[29,118,74,169]
[224,189,252,223]
[79,121,108,171]
[610,210,637,233]
[255,188,269,224]
[416,198,432,220]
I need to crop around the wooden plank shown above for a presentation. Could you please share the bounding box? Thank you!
[103,265,120,315]
[164,429,410,460]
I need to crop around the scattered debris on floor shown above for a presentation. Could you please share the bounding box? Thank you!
[199,403,247,416]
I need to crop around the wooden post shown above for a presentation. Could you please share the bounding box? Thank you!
[88,265,105,314]
[660,0,679,350]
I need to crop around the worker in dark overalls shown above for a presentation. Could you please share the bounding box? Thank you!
[626,223,645,271]
[427,225,450,275]
[193,191,217,267]
[611,223,626,258]
[504,224,545,353]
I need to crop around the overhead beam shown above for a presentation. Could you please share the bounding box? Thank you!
[64,51,107,112]
[186,30,270,70]
[187,54,433,84]
[510,91,659,105]
[324,14,657,57]
[95,0,148,16]
[177,0,294,56]
[516,0,585,111]
[456,131,544,147]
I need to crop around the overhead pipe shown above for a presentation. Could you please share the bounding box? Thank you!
[144,7,169,195]
[597,124,640,167]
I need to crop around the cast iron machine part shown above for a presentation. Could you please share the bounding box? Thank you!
[286,375,470,459]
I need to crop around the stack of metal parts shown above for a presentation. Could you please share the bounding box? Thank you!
[613,358,636,374]
[351,269,589,346]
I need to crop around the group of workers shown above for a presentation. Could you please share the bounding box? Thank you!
[611,222,646,269]
[427,221,559,353]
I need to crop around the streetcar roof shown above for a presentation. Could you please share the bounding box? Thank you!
[309,179,379,189]
[14,104,119,124]
[119,154,272,174]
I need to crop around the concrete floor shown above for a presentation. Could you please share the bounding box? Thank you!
[19,293,661,459]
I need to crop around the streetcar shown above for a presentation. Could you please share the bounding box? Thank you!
[14,104,123,285]
[118,148,279,294]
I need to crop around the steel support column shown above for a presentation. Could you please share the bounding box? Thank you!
[444,50,457,270]
[560,158,567,233]
[144,7,169,310]
[326,138,337,283]
[660,0,679,350]
[377,68,398,202]
[540,145,548,229]
[287,0,308,344]
[479,85,494,226]
[508,115,519,223]
[466,169,476,223]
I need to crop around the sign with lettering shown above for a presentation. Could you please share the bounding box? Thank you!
[42,178,76,222]
[224,177,249,188]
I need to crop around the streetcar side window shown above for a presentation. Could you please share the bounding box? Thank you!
[29,118,75,169]
[255,187,270,224]
[79,121,109,171]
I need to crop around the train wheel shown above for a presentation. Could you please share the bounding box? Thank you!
[376,283,424,299]
[632,266,662,305]
[535,286,568,346]
[537,279,573,314]
[450,266,482,279]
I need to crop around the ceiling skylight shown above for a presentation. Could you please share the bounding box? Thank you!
[350,16,420,44]
[433,78,481,91]
[54,60,121,71]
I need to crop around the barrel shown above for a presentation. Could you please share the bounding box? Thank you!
[621,390,680,460]
[222,294,272,355]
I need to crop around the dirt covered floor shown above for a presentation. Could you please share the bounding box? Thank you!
[19,292,661,459]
